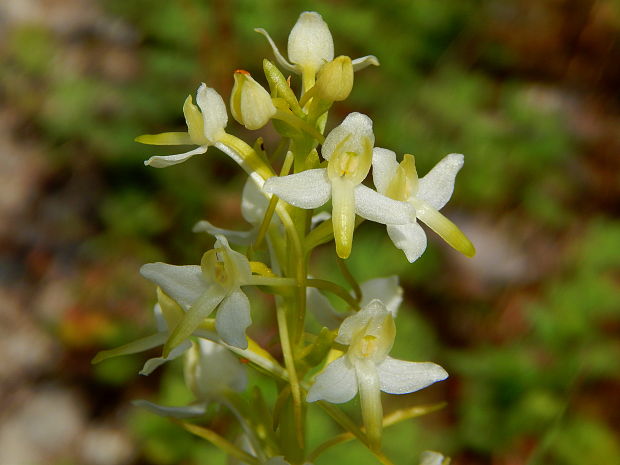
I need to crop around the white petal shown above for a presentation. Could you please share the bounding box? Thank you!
[306,356,358,403]
[195,83,228,143]
[307,287,345,330]
[263,169,331,209]
[254,28,297,73]
[386,222,428,263]
[287,11,334,72]
[140,340,191,375]
[353,184,414,225]
[216,289,251,349]
[352,55,380,71]
[377,357,448,394]
[144,145,207,168]
[241,177,269,225]
[193,220,256,246]
[132,400,207,418]
[419,451,449,465]
[322,112,374,161]
[359,276,403,317]
[371,147,399,194]
[417,153,463,210]
[140,263,206,311]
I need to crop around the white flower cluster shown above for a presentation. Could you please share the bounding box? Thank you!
[94,11,474,464]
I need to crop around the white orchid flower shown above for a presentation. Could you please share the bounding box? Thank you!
[255,11,378,80]
[134,338,247,418]
[264,113,414,258]
[372,148,475,262]
[141,235,287,352]
[91,288,213,375]
[307,275,403,329]
[419,451,451,465]
[306,299,448,449]
[136,83,228,168]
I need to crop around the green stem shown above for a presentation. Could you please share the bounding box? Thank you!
[175,421,261,465]
[306,278,360,310]
[276,299,305,451]
[337,257,362,303]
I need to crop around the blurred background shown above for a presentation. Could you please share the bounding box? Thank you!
[1,0,619,464]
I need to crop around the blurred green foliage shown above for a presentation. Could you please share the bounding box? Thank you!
[3,0,619,464]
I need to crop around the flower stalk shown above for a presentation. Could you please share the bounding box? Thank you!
[92,10,472,465]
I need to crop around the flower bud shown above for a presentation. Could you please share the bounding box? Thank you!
[315,56,354,101]
[288,11,334,76]
[230,70,277,130]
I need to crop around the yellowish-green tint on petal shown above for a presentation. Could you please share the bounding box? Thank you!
[356,358,383,451]
[157,287,184,329]
[135,132,193,145]
[348,309,395,363]
[413,199,476,257]
[163,285,227,357]
[201,247,237,289]
[386,154,418,201]
[326,136,372,185]
[183,95,207,144]
[331,178,356,259]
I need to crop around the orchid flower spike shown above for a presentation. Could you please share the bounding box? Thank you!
[306,299,448,449]
[264,113,415,258]
[372,148,475,262]
[308,275,403,329]
[255,11,379,80]
[133,339,247,418]
[136,83,228,168]
[140,235,276,352]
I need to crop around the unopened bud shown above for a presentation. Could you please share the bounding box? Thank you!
[315,56,354,101]
[230,70,277,130]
